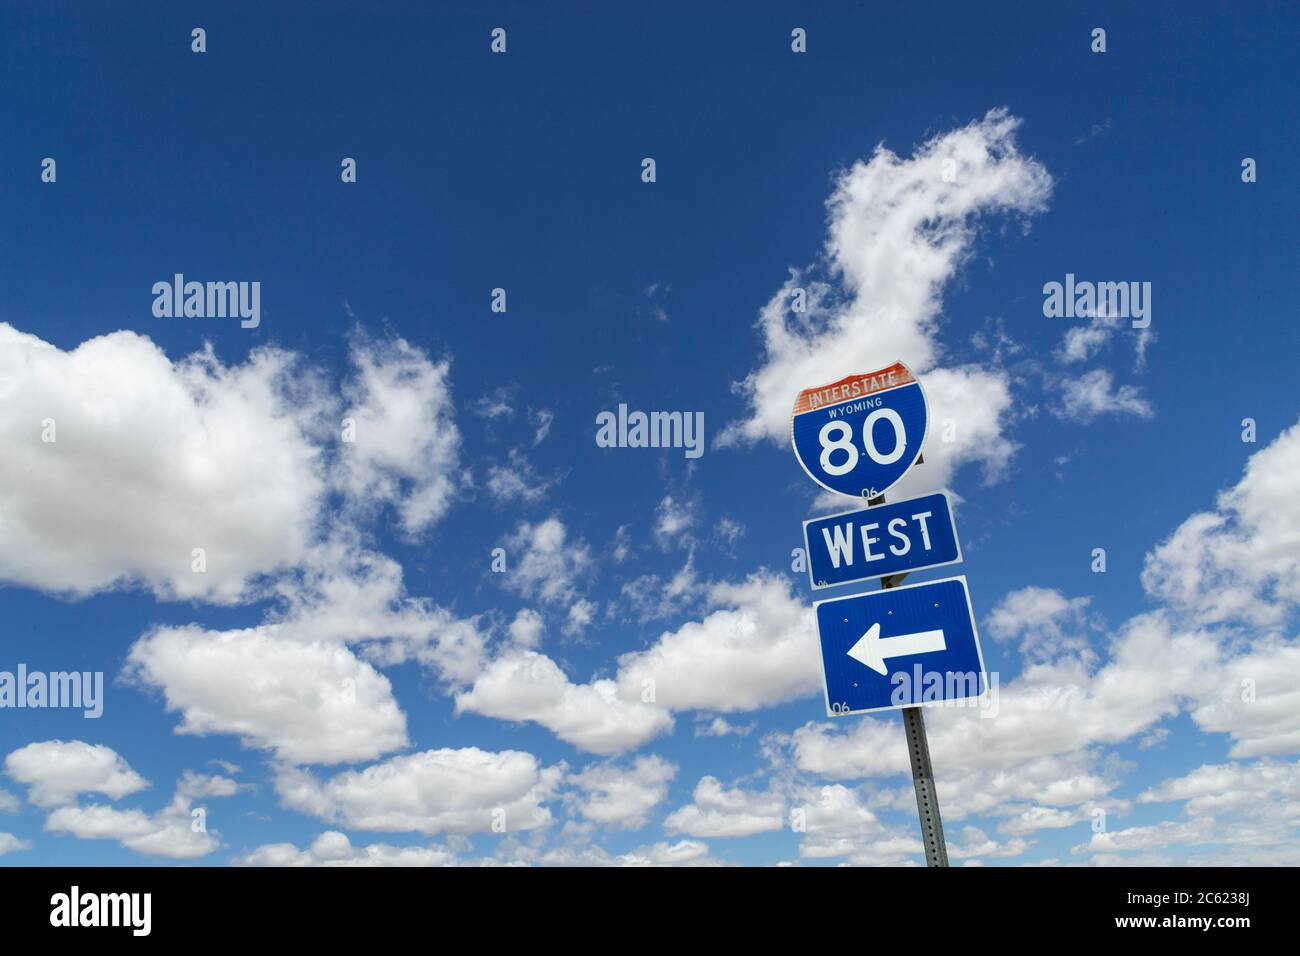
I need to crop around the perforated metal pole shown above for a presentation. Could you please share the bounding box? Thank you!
[871,472,949,867]
[901,700,949,866]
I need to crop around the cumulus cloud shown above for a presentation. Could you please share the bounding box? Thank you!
[0,324,327,602]
[4,743,233,859]
[617,572,820,713]
[791,783,898,862]
[664,776,786,838]
[507,609,545,649]
[567,755,677,828]
[498,518,593,607]
[1142,419,1300,627]
[233,831,458,867]
[125,624,410,765]
[4,740,149,807]
[1138,759,1300,817]
[485,448,561,505]
[0,832,29,856]
[653,495,698,550]
[724,108,1052,495]
[0,325,468,603]
[270,537,490,683]
[274,747,561,835]
[337,336,463,535]
[455,649,674,755]
[43,769,239,860]
[619,551,703,623]
[534,838,723,868]
[462,570,820,755]
[694,716,755,738]
[986,587,1097,662]
[1185,641,1300,758]
[1055,369,1153,422]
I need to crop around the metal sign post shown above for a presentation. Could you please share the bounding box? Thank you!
[870,484,948,867]
[792,365,977,868]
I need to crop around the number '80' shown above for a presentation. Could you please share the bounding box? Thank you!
[817,409,907,476]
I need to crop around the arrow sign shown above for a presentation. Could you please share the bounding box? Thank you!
[803,491,962,590]
[815,576,986,715]
[847,623,946,675]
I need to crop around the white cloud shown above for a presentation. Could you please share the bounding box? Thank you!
[1187,641,1300,758]
[45,802,218,860]
[1138,759,1300,816]
[1073,818,1218,856]
[613,840,719,867]
[531,408,555,445]
[459,573,823,754]
[125,624,409,765]
[0,324,327,602]
[455,649,673,755]
[694,716,755,738]
[654,495,698,550]
[43,771,238,860]
[567,755,677,829]
[275,747,561,835]
[617,572,821,713]
[986,587,1097,661]
[507,609,545,649]
[4,745,233,860]
[996,805,1092,836]
[611,524,633,563]
[470,386,516,420]
[1056,369,1153,422]
[337,336,462,535]
[1073,759,1300,863]
[5,740,149,807]
[793,783,891,862]
[563,598,597,636]
[233,831,458,867]
[534,838,724,867]
[948,825,1030,861]
[1142,419,1300,627]
[271,537,490,684]
[0,832,29,856]
[619,550,703,623]
[664,776,785,838]
[0,325,471,610]
[724,108,1052,494]
[486,448,561,505]
[499,518,593,607]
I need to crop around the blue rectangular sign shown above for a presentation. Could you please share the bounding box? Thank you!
[803,491,961,590]
[815,576,986,716]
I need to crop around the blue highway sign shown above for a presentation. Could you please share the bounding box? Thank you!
[790,361,928,500]
[804,491,962,590]
[815,576,986,716]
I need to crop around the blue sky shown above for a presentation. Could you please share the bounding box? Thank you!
[1,2,1297,866]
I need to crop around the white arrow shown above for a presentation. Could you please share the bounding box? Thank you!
[846,623,947,675]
